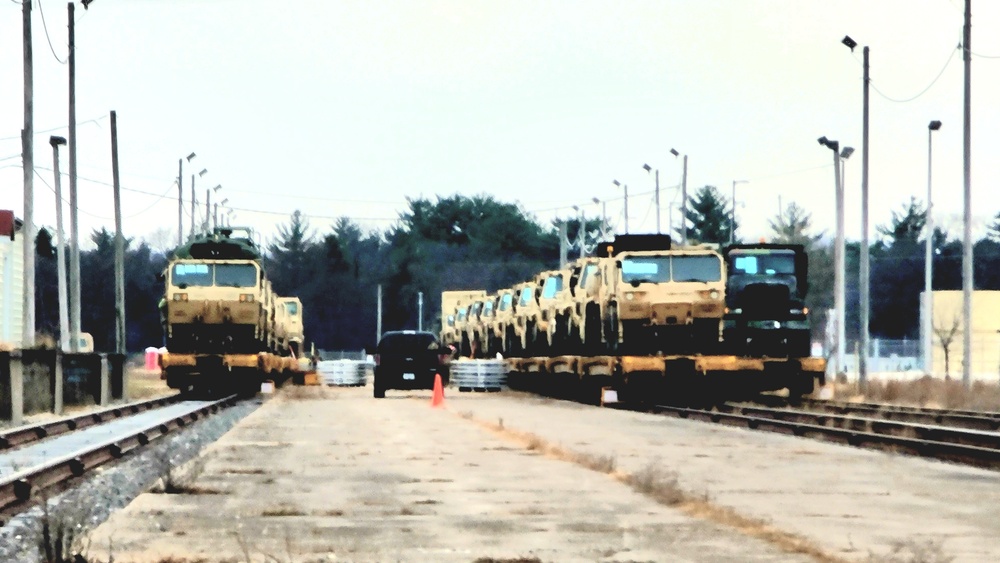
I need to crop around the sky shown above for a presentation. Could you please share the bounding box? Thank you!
[2,0,1000,253]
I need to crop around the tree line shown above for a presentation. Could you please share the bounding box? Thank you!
[28,187,1000,353]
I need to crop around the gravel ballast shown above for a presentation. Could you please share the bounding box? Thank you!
[0,398,261,563]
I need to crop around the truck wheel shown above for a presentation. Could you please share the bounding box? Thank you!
[373,383,386,399]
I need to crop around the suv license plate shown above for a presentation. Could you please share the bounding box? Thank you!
[403,373,415,380]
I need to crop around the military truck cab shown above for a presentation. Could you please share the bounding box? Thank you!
[722,244,810,357]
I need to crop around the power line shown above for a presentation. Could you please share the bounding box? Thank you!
[0,115,107,142]
[37,0,68,64]
[866,43,959,104]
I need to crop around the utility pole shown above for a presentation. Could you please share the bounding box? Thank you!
[68,1,81,352]
[819,136,845,377]
[376,284,383,342]
[925,120,941,376]
[22,0,35,348]
[681,156,688,245]
[418,292,424,331]
[577,206,585,259]
[177,159,183,247]
[111,111,125,355]
[205,187,211,232]
[558,221,568,269]
[49,136,69,352]
[189,175,196,239]
[859,46,871,390]
[961,0,973,388]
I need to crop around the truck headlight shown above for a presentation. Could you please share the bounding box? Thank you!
[239,294,255,303]
[172,293,188,302]
[625,292,635,301]
[710,290,719,299]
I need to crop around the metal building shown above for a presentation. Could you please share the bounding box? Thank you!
[0,210,24,349]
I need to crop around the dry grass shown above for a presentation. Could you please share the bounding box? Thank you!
[260,504,306,517]
[126,366,172,401]
[462,413,851,563]
[837,376,1000,411]
[866,537,954,563]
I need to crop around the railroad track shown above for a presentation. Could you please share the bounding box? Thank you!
[0,394,238,521]
[632,401,1000,470]
[0,394,185,451]
[798,398,1000,431]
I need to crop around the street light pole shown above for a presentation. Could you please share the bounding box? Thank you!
[925,120,942,375]
[730,180,748,244]
[178,153,195,246]
[819,136,845,378]
[643,164,660,234]
[671,149,688,245]
[613,180,628,234]
[961,0,972,388]
[49,136,69,352]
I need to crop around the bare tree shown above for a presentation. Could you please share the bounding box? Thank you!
[933,313,961,379]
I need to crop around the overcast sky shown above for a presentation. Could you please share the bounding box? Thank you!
[2,0,999,252]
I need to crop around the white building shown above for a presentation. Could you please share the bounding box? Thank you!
[0,210,24,349]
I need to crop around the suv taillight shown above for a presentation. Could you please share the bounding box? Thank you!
[374,354,381,366]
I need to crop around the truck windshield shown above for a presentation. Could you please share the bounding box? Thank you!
[671,255,722,282]
[621,257,670,283]
[499,293,513,311]
[518,287,534,307]
[541,276,563,299]
[171,263,212,287]
[285,301,299,316]
[621,254,721,283]
[215,264,259,287]
[172,262,258,287]
[731,253,796,276]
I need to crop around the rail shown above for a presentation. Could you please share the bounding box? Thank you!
[0,394,238,517]
[628,402,1000,470]
[0,393,184,451]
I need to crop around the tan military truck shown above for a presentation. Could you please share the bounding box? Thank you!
[462,297,488,358]
[565,256,603,352]
[585,235,724,355]
[488,288,515,357]
[439,290,486,354]
[507,280,543,356]
[537,267,577,355]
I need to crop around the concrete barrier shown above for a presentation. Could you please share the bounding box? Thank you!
[0,351,127,423]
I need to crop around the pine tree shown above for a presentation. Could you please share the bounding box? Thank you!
[681,186,732,245]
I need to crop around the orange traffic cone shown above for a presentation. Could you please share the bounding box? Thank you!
[431,373,445,408]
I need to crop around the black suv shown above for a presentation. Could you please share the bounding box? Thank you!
[373,330,450,398]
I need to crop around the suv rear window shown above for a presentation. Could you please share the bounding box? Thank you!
[377,332,439,354]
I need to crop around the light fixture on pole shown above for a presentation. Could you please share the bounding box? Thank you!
[613,180,628,233]
[643,163,660,233]
[204,182,219,233]
[670,148,688,245]
[730,180,748,244]
[819,136,845,378]
[178,152,196,247]
[49,136,70,352]
[924,120,942,375]
[843,33,871,389]
[215,198,228,230]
